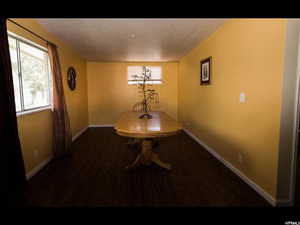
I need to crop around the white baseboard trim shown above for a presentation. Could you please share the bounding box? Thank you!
[183,128,279,207]
[26,126,89,180]
[26,155,53,180]
[88,124,114,127]
[72,126,89,142]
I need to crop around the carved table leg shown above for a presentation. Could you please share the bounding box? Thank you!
[125,138,172,170]
[125,153,143,170]
[151,152,172,170]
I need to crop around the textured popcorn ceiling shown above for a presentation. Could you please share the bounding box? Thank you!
[36,18,227,62]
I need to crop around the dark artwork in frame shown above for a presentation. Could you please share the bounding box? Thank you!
[200,56,212,85]
[67,66,76,91]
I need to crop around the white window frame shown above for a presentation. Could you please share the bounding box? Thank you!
[8,32,52,116]
[127,65,162,85]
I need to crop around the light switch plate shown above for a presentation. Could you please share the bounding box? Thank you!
[240,93,246,103]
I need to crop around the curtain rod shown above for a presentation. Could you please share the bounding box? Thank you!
[7,19,53,45]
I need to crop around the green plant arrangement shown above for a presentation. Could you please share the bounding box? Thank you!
[132,66,159,119]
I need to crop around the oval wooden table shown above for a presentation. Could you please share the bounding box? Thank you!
[114,111,182,170]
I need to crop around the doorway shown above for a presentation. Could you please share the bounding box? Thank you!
[277,19,300,206]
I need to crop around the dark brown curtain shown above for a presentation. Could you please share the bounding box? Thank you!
[1,18,26,206]
[47,42,72,158]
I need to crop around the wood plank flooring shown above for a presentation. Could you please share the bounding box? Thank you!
[22,128,270,207]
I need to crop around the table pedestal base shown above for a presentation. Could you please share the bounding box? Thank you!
[125,139,172,170]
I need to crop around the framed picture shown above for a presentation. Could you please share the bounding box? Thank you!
[200,57,212,85]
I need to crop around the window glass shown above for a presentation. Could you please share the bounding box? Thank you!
[8,37,21,111]
[128,66,162,84]
[19,41,50,110]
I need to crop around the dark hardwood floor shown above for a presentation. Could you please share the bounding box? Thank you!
[21,128,270,207]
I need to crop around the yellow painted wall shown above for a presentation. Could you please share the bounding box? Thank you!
[178,19,286,198]
[87,62,178,125]
[7,19,88,174]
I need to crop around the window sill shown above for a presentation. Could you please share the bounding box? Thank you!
[17,106,52,117]
[128,81,162,85]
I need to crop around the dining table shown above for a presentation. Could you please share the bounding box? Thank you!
[114,111,182,170]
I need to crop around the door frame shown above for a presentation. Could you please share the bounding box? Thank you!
[277,19,300,206]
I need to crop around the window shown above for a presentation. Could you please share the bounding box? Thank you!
[8,33,51,114]
[127,66,162,84]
